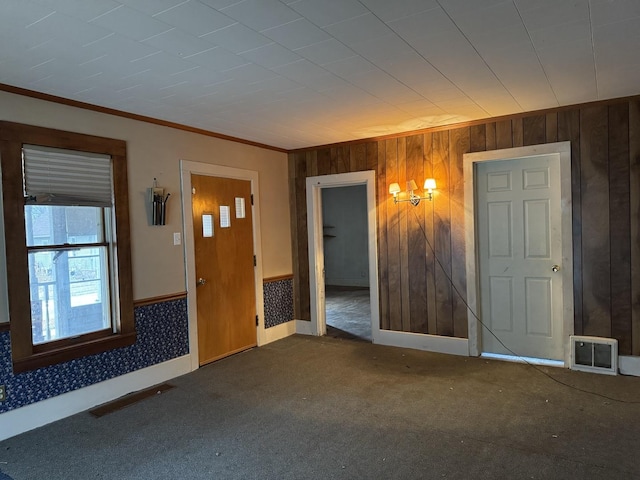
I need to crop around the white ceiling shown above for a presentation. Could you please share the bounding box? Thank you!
[2,0,640,150]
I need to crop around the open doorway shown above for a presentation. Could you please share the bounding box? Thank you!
[305,171,379,343]
[322,185,371,341]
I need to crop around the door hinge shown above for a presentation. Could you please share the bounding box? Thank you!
[255,315,259,326]
[250,194,254,205]
[253,255,256,267]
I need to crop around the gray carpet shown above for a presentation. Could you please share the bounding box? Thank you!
[1,335,640,479]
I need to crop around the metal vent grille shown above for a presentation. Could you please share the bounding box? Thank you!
[570,336,618,375]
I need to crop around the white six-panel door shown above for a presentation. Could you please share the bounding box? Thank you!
[476,154,564,361]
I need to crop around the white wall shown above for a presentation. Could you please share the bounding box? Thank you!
[0,91,292,301]
[321,185,368,287]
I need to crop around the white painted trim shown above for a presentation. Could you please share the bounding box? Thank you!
[180,161,266,371]
[306,181,325,337]
[618,356,640,377]
[376,330,469,356]
[263,321,296,344]
[305,171,380,342]
[296,319,313,335]
[481,352,564,368]
[0,355,191,441]
[464,142,574,366]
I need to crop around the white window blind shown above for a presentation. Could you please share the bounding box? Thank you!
[22,145,113,207]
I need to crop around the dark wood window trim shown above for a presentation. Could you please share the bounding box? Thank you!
[133,292,187,308]
[0,121,135,373]
[263,274,294,283]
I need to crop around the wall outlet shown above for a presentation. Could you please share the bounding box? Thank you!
[0,385,5,402]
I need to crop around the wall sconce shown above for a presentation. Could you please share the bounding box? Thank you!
[149,178,170,225]
[389,178,437,206]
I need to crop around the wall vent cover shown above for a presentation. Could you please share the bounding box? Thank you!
[570,335,618,375]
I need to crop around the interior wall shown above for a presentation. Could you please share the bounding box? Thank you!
[0,91,292,417]
[289,98,640,356]
[0,91,292,301]
[321,185,369,287]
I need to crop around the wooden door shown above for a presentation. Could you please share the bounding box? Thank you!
[477,154,564,360]
[191,174,256,365]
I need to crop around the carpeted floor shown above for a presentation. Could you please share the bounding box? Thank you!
[1,334,640,479]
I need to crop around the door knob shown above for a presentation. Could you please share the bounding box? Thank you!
[197,277,207,286]
[551,265,560,272]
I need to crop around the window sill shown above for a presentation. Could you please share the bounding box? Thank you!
[12,332,136,374]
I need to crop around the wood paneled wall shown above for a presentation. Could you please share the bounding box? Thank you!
[289,98,640,356]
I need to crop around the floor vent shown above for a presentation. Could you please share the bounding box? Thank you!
[570,336,618,375]
[89,383,174,417]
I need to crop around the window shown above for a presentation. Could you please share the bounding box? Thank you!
[0,122,134,373]
[27,205,111,345]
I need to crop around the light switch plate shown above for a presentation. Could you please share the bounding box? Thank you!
[173,232,181,245]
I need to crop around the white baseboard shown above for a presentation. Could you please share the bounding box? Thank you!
[262,321,296,344]
[374,330,469,356]
[481,352,565,368]
[0,354,192,441]
[295,320,468,356]
[295,319,313,335]
[619,355,640,377]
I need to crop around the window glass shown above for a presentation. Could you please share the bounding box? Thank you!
[28,246,110,344]
[25,205,110,344]
[25,205,103,247]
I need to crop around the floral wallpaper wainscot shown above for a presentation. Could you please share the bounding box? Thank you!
[0,298,188,414]
[263,277,294,328]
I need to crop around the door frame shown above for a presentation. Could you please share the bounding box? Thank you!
[180,160,265,372]
[463,142,574,366]
[306,171,380,341]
